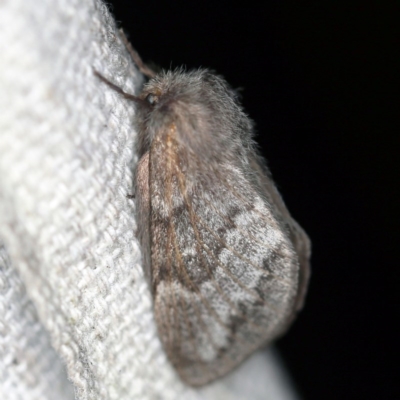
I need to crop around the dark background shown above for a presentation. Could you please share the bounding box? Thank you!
[108,1,398,399]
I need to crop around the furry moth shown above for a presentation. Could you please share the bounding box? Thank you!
[95,33,311,387]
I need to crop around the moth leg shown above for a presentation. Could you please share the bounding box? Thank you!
[119,29,157,79]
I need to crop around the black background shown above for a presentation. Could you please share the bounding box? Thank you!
[107,1,398,399]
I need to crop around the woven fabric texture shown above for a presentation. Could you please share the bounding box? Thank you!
[0,1,298,399]
[0,243,75,400]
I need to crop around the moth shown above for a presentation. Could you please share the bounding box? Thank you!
[94,32,311,386]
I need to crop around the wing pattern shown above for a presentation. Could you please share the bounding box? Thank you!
[146,126,303,386]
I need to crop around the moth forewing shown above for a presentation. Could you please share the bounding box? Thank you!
[249,154,311,317]
[140,115,305,386]
[135,152,152,284]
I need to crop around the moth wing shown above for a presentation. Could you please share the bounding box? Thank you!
[135,152,152,283]
[145,129,306,386]
[249,156,311,315]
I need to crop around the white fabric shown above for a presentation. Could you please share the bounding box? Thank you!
[0,243,75,400]
[0,0,299,399]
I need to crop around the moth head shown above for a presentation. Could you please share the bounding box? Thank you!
[136,69,254,162]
